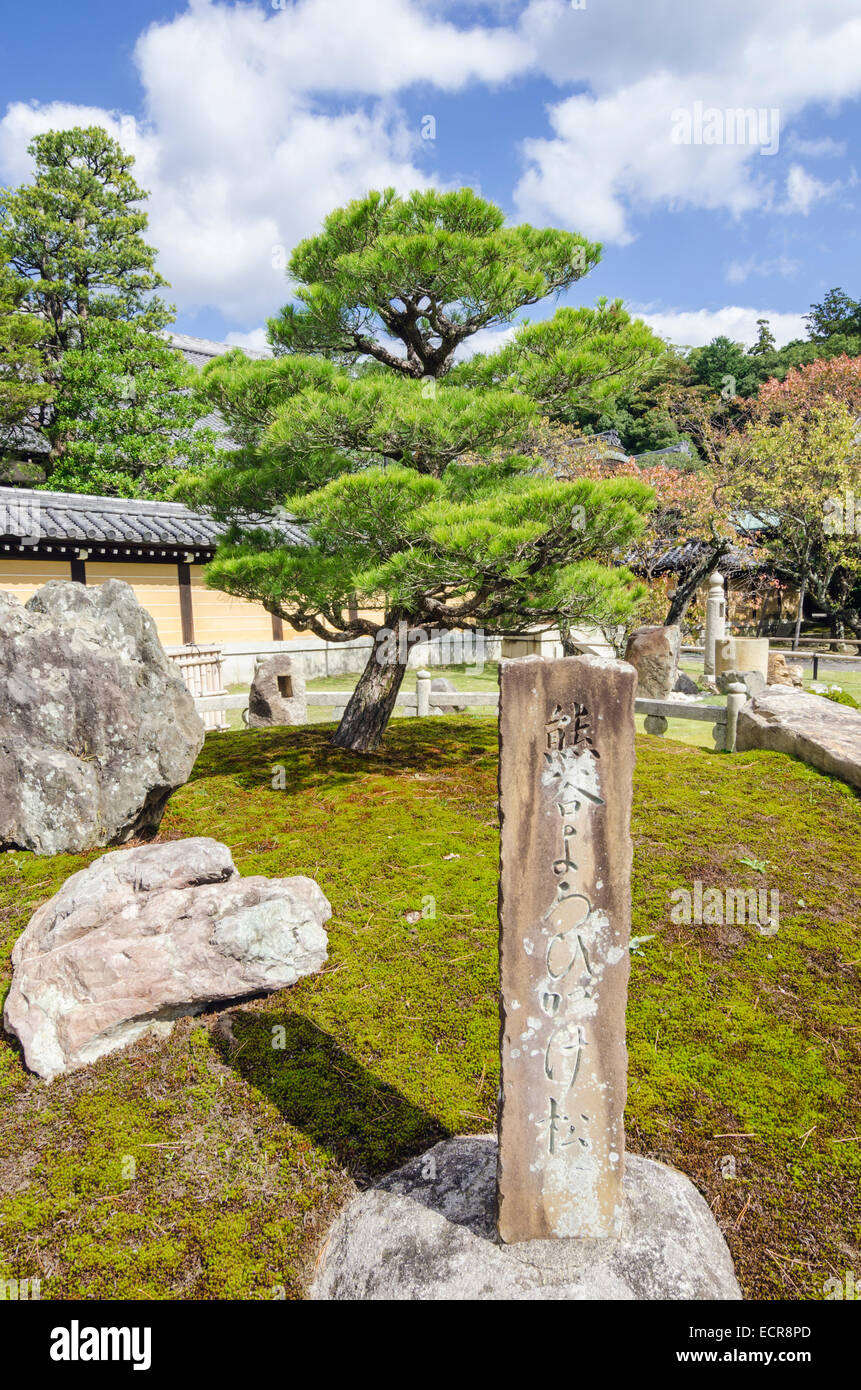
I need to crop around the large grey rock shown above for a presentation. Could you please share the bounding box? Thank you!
[430,676,466,713]
[311,1135,741,1301]
[673,670,700,696]
[3,837,330,1079]
[246,654,307,728]
[623,625,680,699]
[736,687,861,790]
[0,580,204,855]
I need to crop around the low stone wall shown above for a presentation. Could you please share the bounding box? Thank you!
[218,634,503,685]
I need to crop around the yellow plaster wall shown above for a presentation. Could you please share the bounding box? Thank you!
[188,566,278,644]
[0,555,378,648]
[87,562,185,646]
[0,557,74,604]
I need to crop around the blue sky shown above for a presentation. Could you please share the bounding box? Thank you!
[1,0,858,352]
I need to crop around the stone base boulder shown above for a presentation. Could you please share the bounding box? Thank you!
[767,653,804,688]
[0,580,204,855]
[311,1135,741,1301]
[247,654,307,728]
[737,687,861,789]
[430,676,466,713]
[623,625,680,699]
[3,837,330,1079]
[716,669,766,699]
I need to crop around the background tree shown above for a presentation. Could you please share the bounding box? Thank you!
[187,188,664,752]
[578,346,695,458]
[687,335,761,399]
[47,317,215,497]
[529,417,730,631]
[0,126,208,494]
[725,401,861,640]
[0,259,53,459]
[805,288,861,343]
[750,318,776,356]
[753,354,861,424]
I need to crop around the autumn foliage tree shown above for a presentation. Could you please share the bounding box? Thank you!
[752,354,861,424]
[527,419,731,633]
[725,399,861,640]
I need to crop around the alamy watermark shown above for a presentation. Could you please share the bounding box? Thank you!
[671,103,780,156]
[0,497,41,544]
[669,880,779,932]
[50,1323,151,1371]
[0,1275,40,1300]
[824,491,861,536]
[374,621,487,675]
[823,1270,859,1300]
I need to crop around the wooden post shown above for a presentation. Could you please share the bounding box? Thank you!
[178,562,195,646]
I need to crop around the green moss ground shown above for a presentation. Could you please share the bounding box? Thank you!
[0,721,859,1299]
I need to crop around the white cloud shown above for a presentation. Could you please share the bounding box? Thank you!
[787,134,847,159]
[455,324,518,359]
[725,254,800,285]
[514,0,861,240]
[780,163,842,215]
[1,93,431,322]
[2,0,859,325]
[632,304,808,350]
[0,0,534,323]
[225,327,272,354]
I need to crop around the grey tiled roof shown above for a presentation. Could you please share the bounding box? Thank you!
[166,331,272,369]
[0,485,307,551]
[648,538,756,575]
[633,441,694,463]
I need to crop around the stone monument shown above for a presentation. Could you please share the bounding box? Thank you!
[703,571,726,677]
[497,655,634,1241]
[310,655,741,1299]
[715,637,770,693]
[623,624,680,700]
[246,653,307,728]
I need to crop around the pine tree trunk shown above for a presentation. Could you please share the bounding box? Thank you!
[331,641,409,753]
[559,619,579,657]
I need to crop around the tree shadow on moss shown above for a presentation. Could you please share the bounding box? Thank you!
[188,720,498,796]
[217,1008,448,1186]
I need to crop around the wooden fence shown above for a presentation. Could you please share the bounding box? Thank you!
[194,670,748,752]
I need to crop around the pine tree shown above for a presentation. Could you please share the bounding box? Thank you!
[0,126,211,494]
[0,260,53,452]
[187,188,665,751]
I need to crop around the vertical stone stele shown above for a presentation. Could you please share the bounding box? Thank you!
[497,654,636,1243]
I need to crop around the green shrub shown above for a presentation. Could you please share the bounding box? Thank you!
[822,687,860,708]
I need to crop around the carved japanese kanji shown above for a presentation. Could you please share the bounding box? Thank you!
[497,654,636,1242]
